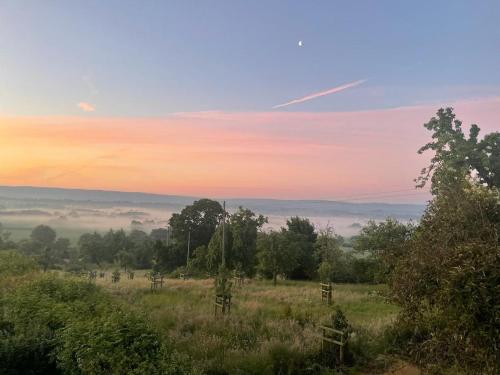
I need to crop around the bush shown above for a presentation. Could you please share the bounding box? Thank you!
[0,250,38,279]
[391,182,500,374]
[57,310,174,374]
[0,268,190,374]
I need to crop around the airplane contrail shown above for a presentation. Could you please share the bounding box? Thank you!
[272,79,367,109]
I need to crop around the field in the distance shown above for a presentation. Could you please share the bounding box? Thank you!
[95,274,398,374]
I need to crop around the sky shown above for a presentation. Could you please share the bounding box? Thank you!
[0,1,499,203]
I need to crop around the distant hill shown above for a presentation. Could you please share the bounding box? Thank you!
[0,185,425,220]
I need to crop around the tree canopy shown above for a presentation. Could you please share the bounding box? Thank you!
[416,107,500,191]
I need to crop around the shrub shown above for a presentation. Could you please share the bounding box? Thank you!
[57,310,172,374]
[391,182,500,374]
[0,270,190,374]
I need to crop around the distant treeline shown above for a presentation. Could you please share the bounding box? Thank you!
[2,198,406,284]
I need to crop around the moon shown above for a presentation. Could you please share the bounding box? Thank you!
[298,40,303,47]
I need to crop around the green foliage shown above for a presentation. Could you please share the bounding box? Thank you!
[30,225,56,246]
[391,181,499,374]
[56,310,170,375]
[156,242,186,273]
[0,223,16,250]
[79,229,155,270]
[228,207,267,277]
[187,245,209,274]
[16,225,74,271]
[317,261,334,283]
[330,308,352,334]
[284,217,318,279]
[416,107,500,190]
[385,111,500,373]
[286,216,317,243]
[0,266,188,374]
[257,231,300,285]
[78,231,105,265]
[0,250,38,279]
[354,219,413,283]
[315,227,357,283]
[206,224,233,274]
[169,199,223,252]
[192,207,267,277]
[214,265,232,297]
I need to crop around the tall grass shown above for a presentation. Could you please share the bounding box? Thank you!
[97,275,398,373]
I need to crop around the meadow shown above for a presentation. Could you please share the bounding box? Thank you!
[95,273,399,374]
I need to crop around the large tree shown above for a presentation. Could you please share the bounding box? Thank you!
[169,199,223,252]
[205,224,233,274]
[315,227,344,282]
[416,107,500,191]
[257,231,300,285]
[392,180,499,373]
[228,207,267,276]
[78,232,104,266]
[30,225,56,246]
[354,218,414,282]
[284,217,317,279]
[390,108,500,373]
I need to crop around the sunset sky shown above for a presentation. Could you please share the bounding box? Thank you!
[0,1,499,202]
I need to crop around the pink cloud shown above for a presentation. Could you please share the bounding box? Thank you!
[0,97,498,202]
[77,102,95,112]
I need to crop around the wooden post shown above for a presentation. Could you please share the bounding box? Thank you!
[318,325,348,366]
[321,282,333,305]
[214,294,231,317]
[111,271,120,283]
[150,273,164,292]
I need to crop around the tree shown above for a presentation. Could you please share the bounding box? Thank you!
[284,217,317,279]
[53,238,71,260]
[391,180,499,373]
[354,218,413,282]
[206,225,233,274]
[286,216,317,243]
[228,207,267,276]
[315,227,343,263]
[169,199,223,251]
[188,245,209,273]
[202,207,267,275]
[116,250,134,271]
[167,199,223,271]
[155,242,185,273]
[315,227,344,282]
[78,232,104,266]
[150,228,169,243]
[0,222,14,249]
[257,231,299,285]
[416,107,500,191]
[30,225,56,246]
[388,109,500,373]
[128,230,153,269]
[37,246,55,272]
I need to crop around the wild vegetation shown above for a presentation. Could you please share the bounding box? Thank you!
[0,108,498,374]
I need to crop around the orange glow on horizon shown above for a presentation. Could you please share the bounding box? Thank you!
[1,97,498,202]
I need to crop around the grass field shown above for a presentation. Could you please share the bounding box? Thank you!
[95,274,399,374]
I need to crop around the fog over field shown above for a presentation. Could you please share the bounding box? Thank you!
[0,186,425,241]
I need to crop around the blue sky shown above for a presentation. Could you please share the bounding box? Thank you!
[1,0,499,116]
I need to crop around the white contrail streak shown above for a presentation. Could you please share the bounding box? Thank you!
[272,79,367,109]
